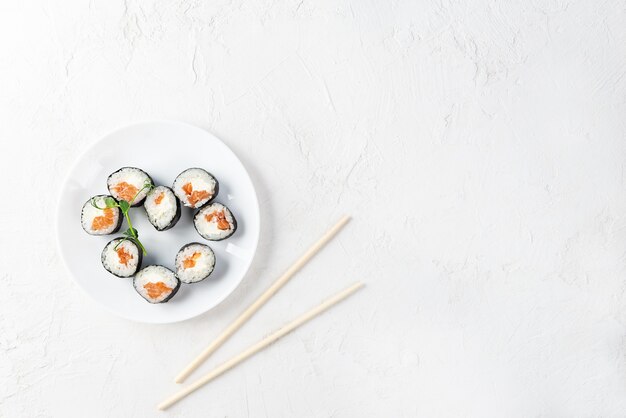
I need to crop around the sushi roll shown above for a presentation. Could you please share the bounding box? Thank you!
[81,195,122,235]
[193,202,237,241]
[174,243,216,284]
[143,186,181,231]
[173,168,219,209]
[107,167,153,206]
[133,265,180,304]
[101,238,142,278]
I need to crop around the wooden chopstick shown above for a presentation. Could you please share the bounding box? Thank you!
[158,281,364,410]
[174,215,351,383]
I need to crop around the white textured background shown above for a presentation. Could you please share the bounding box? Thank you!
[1,0,626,416]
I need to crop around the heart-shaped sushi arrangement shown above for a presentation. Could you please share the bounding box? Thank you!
[80,167,237,304]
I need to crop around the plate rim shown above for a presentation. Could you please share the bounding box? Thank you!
[55,120,260,324]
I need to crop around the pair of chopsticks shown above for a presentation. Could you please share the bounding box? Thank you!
[158,215,362,410]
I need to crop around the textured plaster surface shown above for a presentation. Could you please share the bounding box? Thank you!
[1,0,626,416]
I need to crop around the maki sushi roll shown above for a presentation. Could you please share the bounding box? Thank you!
[193,202,237,241]
[174,243,216,284]
[81,195,122,235]
[107,167,153,206]
[144,186,181,231]
[173,168,218,209]
[133,265,180,304]
[101,238,142,278]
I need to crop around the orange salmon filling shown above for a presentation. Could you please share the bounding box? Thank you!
[182,182,210,207]
[183,252,202,269]
[116,246,132,266]
[113,181,138,202]
[143,281,172,299]
[91,208,116,231]
[205,210,230,230]
[154,192,165,205]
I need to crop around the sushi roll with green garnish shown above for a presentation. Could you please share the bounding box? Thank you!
[101,238,142,278]
[107,167,153,206]
[81,195,122,235]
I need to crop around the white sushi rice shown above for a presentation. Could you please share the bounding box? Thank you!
[101,239,140,277]
[81,195,121,235]
[172,168,217,208]
[133,265,179,303]
[175,243,215,283]
[194,202,236,241]
[144,186,178,230]
[107,167,152,204]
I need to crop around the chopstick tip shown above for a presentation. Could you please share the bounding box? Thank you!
[350,281,365,293]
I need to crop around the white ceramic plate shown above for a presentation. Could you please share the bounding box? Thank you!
[56,121,259,323]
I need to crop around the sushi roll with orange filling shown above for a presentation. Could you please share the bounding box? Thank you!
[144,186,181,231]
[101,238,142,278]
[107,167,153,206]
[174,243,215,284]
[81,195,122,235]
[172,168,218,209]
[133,265,180,303]
[193,202,237,241]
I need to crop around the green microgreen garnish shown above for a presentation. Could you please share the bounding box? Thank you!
[91,181,154,255]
